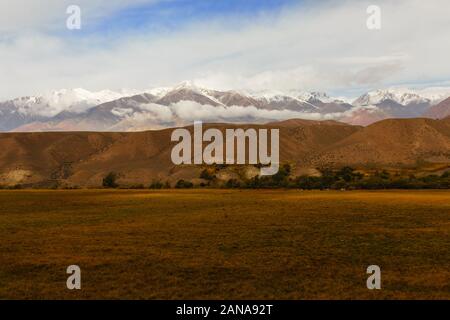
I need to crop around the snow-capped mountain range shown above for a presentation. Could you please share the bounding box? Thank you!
[1,83,450,132]
[8,88,140,117]
[353,87,450,107]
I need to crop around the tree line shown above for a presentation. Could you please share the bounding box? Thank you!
[102,164,450,190]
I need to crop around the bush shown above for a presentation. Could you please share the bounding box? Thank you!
[244,176,262,188]
[200,169,216,181]
[129,184,144,189]
[225,179,241,188]
[102,172,118,188]
[243,163,292,188]
[293,167,450,190]
[375,170,390,180]
[175,179,193,189]
[271,163,291,187]
[296,176,324,189]
[149,180,164,189]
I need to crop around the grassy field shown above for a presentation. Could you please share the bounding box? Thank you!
[0,189,449,299]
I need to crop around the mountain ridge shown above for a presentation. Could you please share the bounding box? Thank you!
[2,84,450,132]
[0,117,449,188]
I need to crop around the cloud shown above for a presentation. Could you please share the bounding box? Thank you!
[108,99,329,125]
[1,0,450,101]
[138,103,173,122]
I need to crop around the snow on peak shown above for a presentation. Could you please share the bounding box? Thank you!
[145,86,172,98]
[415,87,450,103]
[247,89,288,100]
[353,88,423,106]
[173,80,198,90]
[294,91,333,103]
[353,86,450,106]
[11,88,139,117]
[248,89,338,104]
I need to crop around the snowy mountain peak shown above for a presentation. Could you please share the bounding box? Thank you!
[353,88,426,106]
[295,91,333,103]
[353,87,450,107]
[415,87,450,102]
[146,87,172,98]
[173,80,197,89]
[8,88,138,117]
[2,84,450,132]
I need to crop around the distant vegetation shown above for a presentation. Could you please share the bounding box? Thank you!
[2,166,449,190]
[195,164,450,190]
[243,165,450,190]
[164,164,450,190]
[175,179,194,189]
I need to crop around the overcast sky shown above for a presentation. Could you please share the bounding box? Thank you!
[1,0,450,100]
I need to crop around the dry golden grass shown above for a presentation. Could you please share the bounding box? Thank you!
[0,189,449,299]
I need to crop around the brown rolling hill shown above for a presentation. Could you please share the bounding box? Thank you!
[310,117,450,167]
[0,118,449,187]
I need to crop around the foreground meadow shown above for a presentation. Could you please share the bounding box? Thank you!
[0,189,449,299]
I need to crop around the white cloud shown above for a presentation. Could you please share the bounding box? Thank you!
[107,101,332,131]
[168,101,325,123]
[0,0,450,101]
[138,103,173,122]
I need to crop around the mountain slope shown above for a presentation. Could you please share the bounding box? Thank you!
[3,85,450,132]
[423,97,450,119]
[311,118,450,167]
[350,87,450,124]
[0,118,449,187]
[0,132,126,185]
[0,88,139,131]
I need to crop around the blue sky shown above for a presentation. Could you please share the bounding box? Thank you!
[77,0,301,37]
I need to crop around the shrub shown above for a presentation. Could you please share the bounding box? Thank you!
[175,179,193,189]
[225,179,241,188]
[129,184,144,189]
[271,163,291,187]
[200,169,216,181]
[102,172,118,188]
[245,176,262,189]
[296,176,324,190]
[149,180,164,189]
[375,170,390,180]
